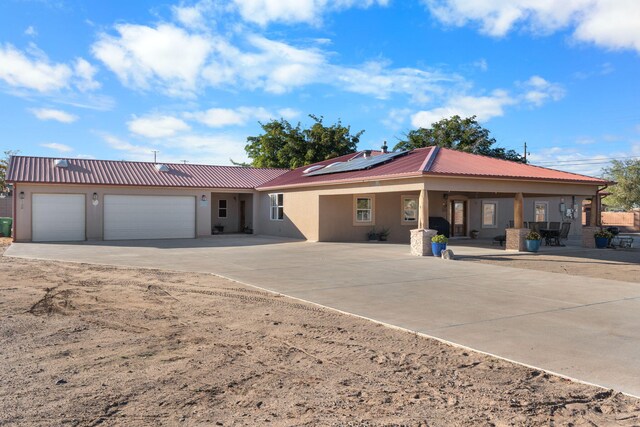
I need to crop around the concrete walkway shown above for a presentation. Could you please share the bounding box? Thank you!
[6,236,640,397]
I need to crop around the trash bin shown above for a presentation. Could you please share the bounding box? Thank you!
[0,217,12,238]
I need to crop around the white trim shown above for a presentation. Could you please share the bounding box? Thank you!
[269,193,284,221]
[401,195,418,225]
[353,194,375,226]
[481,200,498,229]
[534,201,549,222]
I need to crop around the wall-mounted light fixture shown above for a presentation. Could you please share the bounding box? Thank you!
[19,191,24,200]
[201,195,207,202]
[92,192,98,201]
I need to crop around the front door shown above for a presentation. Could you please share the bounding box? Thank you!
[451,200,466,237]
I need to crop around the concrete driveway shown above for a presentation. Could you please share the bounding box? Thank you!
[6,236,640,397]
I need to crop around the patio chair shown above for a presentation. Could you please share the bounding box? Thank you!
[529,222,542,233]
[548,222,560,230]
[549,222,571,246]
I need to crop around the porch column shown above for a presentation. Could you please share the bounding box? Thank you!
[418,188,428,229]
[514,192,524,228]
[411,186,437,256]
[582,194,599,248]
[507,192,527,251]
[251,191,260,235]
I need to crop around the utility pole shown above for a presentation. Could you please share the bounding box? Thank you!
[523,142,529,163]
[180,160,188,164]
[152,150,159,163]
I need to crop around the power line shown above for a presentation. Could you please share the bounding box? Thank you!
[533,155,639,165]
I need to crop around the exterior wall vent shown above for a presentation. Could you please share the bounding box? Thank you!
[54,159,69,168]
[155,164,170,172]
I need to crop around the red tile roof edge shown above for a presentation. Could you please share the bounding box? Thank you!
[423,171,612,185]
[256,171,424,190]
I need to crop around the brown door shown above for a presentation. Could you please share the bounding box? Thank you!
[240,200,246,231]
[451,201,466,237]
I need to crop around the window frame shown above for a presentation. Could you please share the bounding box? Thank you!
[218,199,227,218]
[269,193,284,221]
[534,201,549,222]
[401,195,418,225]
[481,201,498,229]
[353,194,375,226]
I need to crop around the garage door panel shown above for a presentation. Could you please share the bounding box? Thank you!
[104,195,195,240]
[32,194,86,242]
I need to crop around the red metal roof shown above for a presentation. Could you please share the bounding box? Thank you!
[7,156,288,189]
[428,148,607,183]
[258,148,433,189]
[258,146,608,189]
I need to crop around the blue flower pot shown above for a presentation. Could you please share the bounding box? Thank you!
[595,237,609,249]
[526,239,541,252]
[431,242,446,257]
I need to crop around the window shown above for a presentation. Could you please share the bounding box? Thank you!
[218,199,227,218]
[534,201,548,222]
[482,201,497,228]
[270,193,283,220]
[354,195,374,224]
[402,196,418,224]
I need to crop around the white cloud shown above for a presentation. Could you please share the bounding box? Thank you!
[0,43,102,96]
[30,108,78,123]
[521,75,565,107]
[24,26,37,37]
[100,133,157,161]
[185,106,293,128]
[92,24,213,97]
[41,142,73,153]
[127,115,191,138]
[163,133,249,165]
[411,90,516,128]
[232,0,389,26]
[382,108,411,130]
[74,58,101,91]
[423,0,640,52]
[0,43,72,92]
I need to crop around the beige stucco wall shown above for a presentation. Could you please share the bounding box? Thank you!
[13,183,251,242]
[211,193,240,232]
[256,190,318,240]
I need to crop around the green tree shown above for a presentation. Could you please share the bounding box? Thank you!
[244,115,363,168]
[602,159,640,210]
[394,115,525,163]
[0,150,18,192]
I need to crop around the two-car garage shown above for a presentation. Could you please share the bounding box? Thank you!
[31,194,196,242]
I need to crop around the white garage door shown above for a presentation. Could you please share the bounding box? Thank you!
[104,195,196,240]
[32,194,86,242]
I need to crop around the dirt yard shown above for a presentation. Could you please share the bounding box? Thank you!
[1,238,639,426]
[458,247,640,284]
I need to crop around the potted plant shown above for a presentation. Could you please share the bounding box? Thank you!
[431,234,448,257]
[594,229,613,249]
[525,230,542,252]
[470,229,479,239]
[377,227,390,242]
[213,223,224,234]
[367,227,378,241]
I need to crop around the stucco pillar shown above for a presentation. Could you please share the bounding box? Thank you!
[582,226,597,248]
[418,188,428,229]
[514,192,524,229]
[251,191,260,235]
[506,228,528,251]
[410,229,438,256]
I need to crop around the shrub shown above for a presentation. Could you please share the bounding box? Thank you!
[526,231,541,240]
[594,229,613,239]
[432,234,448,244]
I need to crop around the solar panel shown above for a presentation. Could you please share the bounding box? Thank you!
[305,151,409,177]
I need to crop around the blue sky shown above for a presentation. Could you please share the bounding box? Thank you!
[0,0,638,176]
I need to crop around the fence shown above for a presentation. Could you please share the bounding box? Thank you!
[0,196,12,217]
[601,211,640,231]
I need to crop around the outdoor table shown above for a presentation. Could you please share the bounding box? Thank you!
[540,229,559,246]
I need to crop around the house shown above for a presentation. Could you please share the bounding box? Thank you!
[7,147,609,249]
